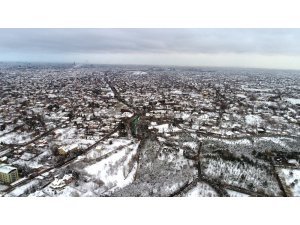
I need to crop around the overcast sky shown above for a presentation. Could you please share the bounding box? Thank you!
[1,29,300,69]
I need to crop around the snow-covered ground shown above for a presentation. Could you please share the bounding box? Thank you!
[171,90,182,95]
[44,111,69,122]
[6,179,40,197]
[288,159,299,166]
[236,94,247,98]
[85,141,140,192]
[280,168,300,197]
[183,182,218,197]
[181,112,191,120]
[28,189,48,197]
[203,157,281,196]
[132,71,147,75]
[257,137,292,148]
[163,181,186,195]
[183,141,198,149]
[285,98,300,105]
[14,158,43,170]
[226,189,250,197]
[20,152,35,160]
[221,138,252,146]
[121,112,134,118]
[242,87,271,92]
[0,132,33,144]
[86,138,132,160]
[245,114,262,126]
[0,184,9,192]
[54,127,96,147]
[203,136,252,147]
[0,124,16,136]
[149,123,181,133]
[54,127,77,140]
[36,185,81,197]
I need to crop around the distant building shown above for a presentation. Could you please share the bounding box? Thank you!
[0,164,19,184]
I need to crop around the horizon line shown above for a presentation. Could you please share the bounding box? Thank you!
[1,60,300,72]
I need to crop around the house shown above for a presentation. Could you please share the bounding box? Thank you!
[58,143,79,155]
[0,164,19,184]
[50,174,73,189]
[0,156,8,163]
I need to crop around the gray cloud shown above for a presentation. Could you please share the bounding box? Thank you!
[1,29,300,55]
[1,29,300,70]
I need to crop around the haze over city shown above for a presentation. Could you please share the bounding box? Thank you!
[1,29,300,70]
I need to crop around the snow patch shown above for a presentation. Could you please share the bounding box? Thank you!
[245,115,262,126]
[285,98,300,105]
[280,168,300,197]
[85,142,140,190]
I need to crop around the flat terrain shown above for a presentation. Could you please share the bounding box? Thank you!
[0,63,299,197]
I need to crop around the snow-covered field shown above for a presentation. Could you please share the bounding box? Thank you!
[245,114,262,126]
[0,132,33,144]
[255,137,295,149]
[86,138,132,160]
[54,127,96,147]
[285,98,300,105]
[0,124,16,136]
[183,182,218,197]
[220,138,252,146]
[20,152,35,160]
[85,141,140,192]
[6,179,40,197]
[183,141,198,149]
[54,127,77,140]
[226,189,250,197]
[14,158,43,169]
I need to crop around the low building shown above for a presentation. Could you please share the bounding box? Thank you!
[50,174,73,189]
[0,164,19,184]
[58,143,79,156]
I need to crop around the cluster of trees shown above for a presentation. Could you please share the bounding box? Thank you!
[87,101,100,108]
[47,103,59,111]
[17,164,33,177]
[0,123,6,131]
[24,113,46,130]
[22,180,44,196]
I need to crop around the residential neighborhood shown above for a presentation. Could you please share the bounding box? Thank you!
[0,63,299,197]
